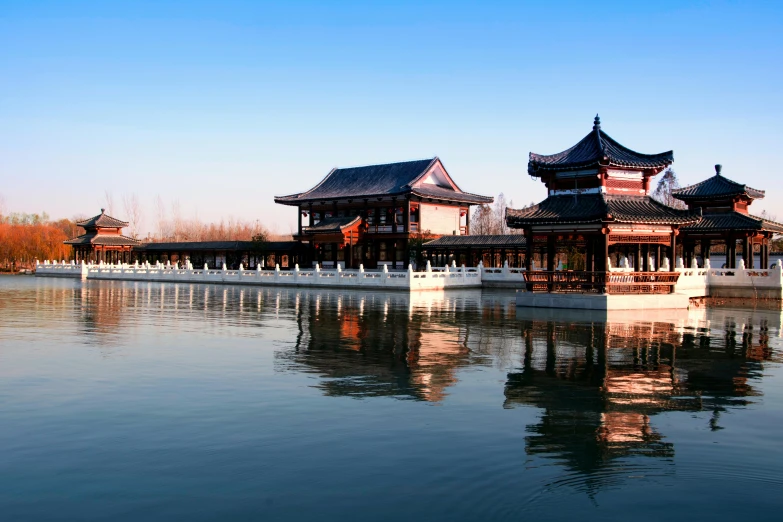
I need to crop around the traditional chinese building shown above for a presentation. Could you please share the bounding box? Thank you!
[506,116,700,293]
[274,158,493,269]
[64,209,140,263]
[673,165,783,268]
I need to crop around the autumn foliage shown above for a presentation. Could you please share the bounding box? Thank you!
[0,214,78,271]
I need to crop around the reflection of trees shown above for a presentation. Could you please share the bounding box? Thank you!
[504,310,779,492]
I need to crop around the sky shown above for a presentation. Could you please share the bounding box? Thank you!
[1,0,782,235]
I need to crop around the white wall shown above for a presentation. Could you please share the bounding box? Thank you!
[420,203,460,235]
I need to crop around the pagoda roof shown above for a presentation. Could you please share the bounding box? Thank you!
[303,216,361,234]
[506,194,700,227]
[275,157,492,205]
[424,235,527,248]
[528,116,673,176]
[682,211,783,234]
[672,165,765,201]
[64,232,140,246]
[76,209,129,228]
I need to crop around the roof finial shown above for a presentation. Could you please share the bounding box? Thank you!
[100,208,105,214]
[593,114,601,130]
[715,164,722,176]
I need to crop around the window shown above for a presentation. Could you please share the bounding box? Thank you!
[379,242,388,261]
[395,207,404,225]
[313,212,322,225]
[367,208,376,225]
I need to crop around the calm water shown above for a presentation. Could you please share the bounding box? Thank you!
[1,276,783,521]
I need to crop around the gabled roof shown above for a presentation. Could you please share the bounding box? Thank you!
[64,232,140,246]
[682,211,783,234]
[303,216,361,234]
[76,209,129,228]
[506,194,700,227]
[275,158,492,205]
[528,116,673,176]
[424,235,527,248]
[672,165,765,201]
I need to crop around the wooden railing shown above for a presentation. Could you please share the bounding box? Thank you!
[522,271,680,294]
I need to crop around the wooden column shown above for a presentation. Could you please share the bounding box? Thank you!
[670,231,677,271]
[298,207,302,236]
[585,236,594,272]
[546,235,555,271]
[308,203,314,226]
[702,239,711,261]
[525,229,533,291]
[642,244,649,271]
[404,197,410,233]
[743,236,751,268]
[391,197,398,235]
[727,237,734,268]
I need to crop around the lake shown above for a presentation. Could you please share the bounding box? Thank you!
[1,276,782,521]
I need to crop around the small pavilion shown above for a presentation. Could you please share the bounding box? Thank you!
[673,165,783,269]
[506,116,700,293]
[65,209,140,263]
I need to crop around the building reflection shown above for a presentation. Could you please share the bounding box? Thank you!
[283,290,488,402]
[22,278,783,488]
[505,307,780,489]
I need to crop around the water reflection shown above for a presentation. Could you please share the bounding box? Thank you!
[7,280,783,493]
[504,307,781,493]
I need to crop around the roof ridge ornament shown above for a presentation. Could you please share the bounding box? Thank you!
[593,114,601,130]
[100,208,105,214]
[715,164,722,176]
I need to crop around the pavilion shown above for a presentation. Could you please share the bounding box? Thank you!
[673,165,783,268]
[506,116,701,294]
[64,209,140,264]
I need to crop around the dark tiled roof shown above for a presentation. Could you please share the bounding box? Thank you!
[302,216,361,234]
[64,233,140,246]
[411,185,493,203]
[506,194,700,226]
[425,235,527,248]
[528,116,673,175]
[672,165,765,201]
[136,241,300,251]
[275,158,492,205]
[682,212,783,234]
[76,210,129,228]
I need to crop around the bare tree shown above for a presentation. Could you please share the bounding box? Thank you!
[471,204,499,235]
[122,193,143,239]
[102,190,115,215]
[154,195,167,240]
[494,193,509,235]
[170,199,183,242]
[652,168,687,209]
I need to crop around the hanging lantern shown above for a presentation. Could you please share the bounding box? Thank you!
[301,210,309,217]
[460,209,467,217]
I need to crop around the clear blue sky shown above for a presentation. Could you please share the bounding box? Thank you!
[1,0,782,234]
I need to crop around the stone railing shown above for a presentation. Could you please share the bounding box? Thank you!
[479,261,526,287]
[33,260,84,277]
[35,260,482,291]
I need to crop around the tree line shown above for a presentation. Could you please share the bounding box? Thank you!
[0,213,78,271]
